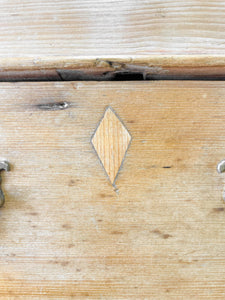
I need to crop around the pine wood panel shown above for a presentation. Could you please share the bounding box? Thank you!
[0,1,225,78]
[0,81,225,298]
[1,0,225,56]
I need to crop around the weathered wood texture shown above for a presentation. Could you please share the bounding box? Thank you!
[1,0,225,56]
[0,1,225,78]
[0,81,225,298]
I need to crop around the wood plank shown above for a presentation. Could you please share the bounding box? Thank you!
[0,1,225,77]
[0,81,225,298]
[1,0,225,56]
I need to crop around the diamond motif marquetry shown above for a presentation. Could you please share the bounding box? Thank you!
[91,107,131,184]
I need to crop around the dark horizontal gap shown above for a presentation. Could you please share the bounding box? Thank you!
[112,73,225,81]
[1,70,225,81]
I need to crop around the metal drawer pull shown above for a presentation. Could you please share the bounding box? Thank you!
[0,161,10,207]
[217,160,225,174]
[217,159,225,201]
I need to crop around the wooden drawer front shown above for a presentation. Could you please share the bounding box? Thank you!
[0,81,225,299]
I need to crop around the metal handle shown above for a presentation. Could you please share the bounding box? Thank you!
[0,161,10,207]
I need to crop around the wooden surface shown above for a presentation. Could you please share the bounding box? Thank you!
[0,81,225,298]
[0,1,225,78]
[1,0,225,56]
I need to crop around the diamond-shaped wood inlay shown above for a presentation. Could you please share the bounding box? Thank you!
[91,107,131,184]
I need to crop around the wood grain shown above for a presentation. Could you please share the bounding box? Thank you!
[0,1,225,78]
[91,107,131,184]
[1,0,225,56]
[0,81,225,298]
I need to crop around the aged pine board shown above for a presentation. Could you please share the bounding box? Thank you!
[0,81,225,298]
[1,1,225,78]
[1,0,225,56]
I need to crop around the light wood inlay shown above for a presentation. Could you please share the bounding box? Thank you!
[91,107,131,184]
